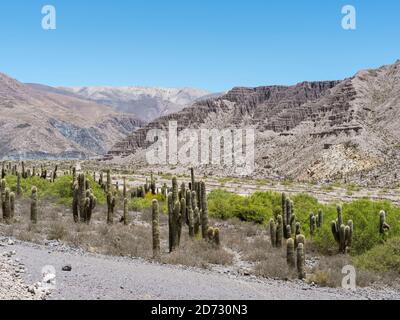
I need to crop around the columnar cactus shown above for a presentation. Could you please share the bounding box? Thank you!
[152,199,160,258]
[99,172,103,186]
[309,213,317,236]
[190,168,195,191]
[379,210,390,236]
[317,209,323,228]
[9,192,15,219]
[286,238,295,269]
[331,205,353,253]
[297,243,306,279]
[123,177,127,198]
[168,192,173,251]
[150,174,156,195]
[16,172,22,196]
[30,186,38,224]
[107,192,116,224]
[295,234,305,249]
[185,189,191,226]
[269,218,277,247]
[72,182,79,223]
[78,174,86,223]
[84,190,96,224]
[276,215,283,248]
[194,207,200,237]
[123,198,128,226]
[22,162,26,179]
[200,181,209,239]
[106,169,111,193]
[3,188,11,221]
[171,200,181,252]
[206,227,220,247]
[52,165,58,182]
[1,179,6,216]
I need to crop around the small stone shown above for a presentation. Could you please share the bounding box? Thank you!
[62,265,72,272]
[7,239,15,246]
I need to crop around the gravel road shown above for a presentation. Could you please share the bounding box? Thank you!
[1,239,398,300]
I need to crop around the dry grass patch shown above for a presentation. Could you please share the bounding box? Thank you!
[162,234,234,269]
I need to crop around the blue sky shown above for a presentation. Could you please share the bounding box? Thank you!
[0,0,399,92]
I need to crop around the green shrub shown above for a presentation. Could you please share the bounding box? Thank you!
[208,189,400,256]
[5,174,105,206]
[355,237,400,274]
[128,193,166,213]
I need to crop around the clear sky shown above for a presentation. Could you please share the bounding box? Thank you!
[0,0,399,92]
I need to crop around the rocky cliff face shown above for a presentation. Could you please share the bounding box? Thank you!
[109,60,400,186]
[0,73,143,160]
[109,80,340,155]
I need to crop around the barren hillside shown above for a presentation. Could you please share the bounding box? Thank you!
[0,73,143,159]
[108,60,400,186]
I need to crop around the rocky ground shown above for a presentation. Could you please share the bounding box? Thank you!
[1,237,399,300]
[0,238,49,300]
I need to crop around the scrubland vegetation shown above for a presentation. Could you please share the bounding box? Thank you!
[0,162,399,290]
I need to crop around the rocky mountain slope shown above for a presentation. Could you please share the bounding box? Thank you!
[54,86,214,122]
[0,73,143,160]
[109,60,400,186]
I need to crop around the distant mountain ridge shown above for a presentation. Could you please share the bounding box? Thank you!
[54,86,216,122]
[0,73,143,160]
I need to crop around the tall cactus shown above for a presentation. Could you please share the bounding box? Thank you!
[107,192,115,224]
[331,205,353,253]
[190,167,195,191]
[30,186,38,224]
[269,218,277,248]
[84,190,96,224]
[379,210,390,236]
[317,209,323,228]
[200,181,209,239]
[152,199,161,258]
[286,238,295,269]
[193,207,200,237]
[276,215,283,248]
[1,179,6,217]
[297,243,306,279]
[3,188,11,221]
[106,169,111,193]
[123,198,128,226]
[309,213,317,236]
[78,174,86,223]
[9,192,15,219]
[150,174,156,195]
[16,172,22,196]
[72,182,78,223]
[168,192,174,252]
[123,177,127,199]
[185,190,194,238]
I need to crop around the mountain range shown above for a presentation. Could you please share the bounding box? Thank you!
[34,85,216,123]
[109,60,400,186]
[0,73,212,160]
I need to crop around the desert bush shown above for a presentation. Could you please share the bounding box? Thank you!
[162,237,234,268]
[5,174,105,206]
[314,199,400,255]
[128,192,166,213]
[355,237,400,274]
[209,190,400,256]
